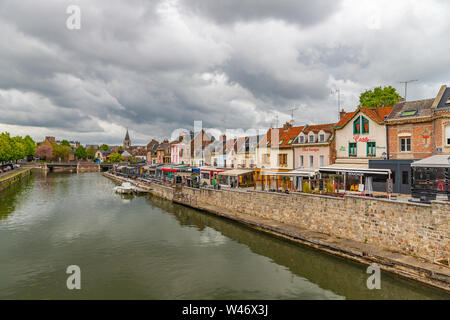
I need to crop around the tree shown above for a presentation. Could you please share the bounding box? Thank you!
[75,146,88,160]
[23,135,36,159]
[100,144,109,151]
[35,145,53,161]
[60,140,71,147]
[52,144,71,161]
[0,132,14,163]
[11,136,26,161]
[87,146,96,159]
[359,86,402,109]
[118,146,124,152]
[108,153,123,163]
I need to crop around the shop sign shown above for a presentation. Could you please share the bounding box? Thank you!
[353,136,370,143]
[302,148,320,152]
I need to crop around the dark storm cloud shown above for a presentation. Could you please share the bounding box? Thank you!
[0,0,450,145]
[178,0,342,26]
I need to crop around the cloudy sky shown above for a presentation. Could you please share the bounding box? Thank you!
[1,0,449,145]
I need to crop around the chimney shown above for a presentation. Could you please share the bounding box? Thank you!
[339,109,346,120]
[220,134,227,142]
[283,122,292,130]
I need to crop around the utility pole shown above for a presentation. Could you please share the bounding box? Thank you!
[399,80,418,101]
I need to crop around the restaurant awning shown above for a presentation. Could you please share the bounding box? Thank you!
[319,164,391,175]
[260,169,317,177]
[218,169,254,177]
[411,155,450,168]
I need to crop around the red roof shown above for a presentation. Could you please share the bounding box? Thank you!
[302,123,335,134]
[276,126,304,148]
[335,106,393,128]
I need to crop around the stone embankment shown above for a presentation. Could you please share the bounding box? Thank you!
[0,168,32,192]
[103,172,450,292]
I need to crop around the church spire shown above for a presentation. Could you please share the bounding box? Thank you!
[123,129,131,149]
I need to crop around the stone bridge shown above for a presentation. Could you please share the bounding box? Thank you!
[21,162,113,173]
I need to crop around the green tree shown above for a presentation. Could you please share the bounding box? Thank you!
[11,136,26,161]
[359,86,402,109]
[23,135,36,159]
[118,146,124,152]
[100,144,109,151]
[52,144,71,161]
[60,140,71,147]
[0,132,14,163]
[87,146,96,159]
[108,153,123,163]
[75,146,88,160]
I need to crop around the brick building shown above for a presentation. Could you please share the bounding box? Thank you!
[370,84,450,194]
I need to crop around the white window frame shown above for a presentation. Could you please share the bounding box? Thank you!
[298,135,305,144]
[299,155,304,168]
[446,125,450,146]
[309,155,314,168]
[319,134,325,143]
[400,137,411,152]
[319,155,324,167]
[308,134,315,143]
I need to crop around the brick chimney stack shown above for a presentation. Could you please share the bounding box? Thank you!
[283,122,292,130]
[339,109,346,120]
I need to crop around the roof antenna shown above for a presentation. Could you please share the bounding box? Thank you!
[398,80,418,102]
[289,107,298,122]
[331,88,341,121]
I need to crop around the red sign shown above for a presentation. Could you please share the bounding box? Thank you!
[353,136,370,143]
[302,148,320,152]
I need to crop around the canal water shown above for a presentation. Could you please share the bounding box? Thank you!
[0,172,448,300]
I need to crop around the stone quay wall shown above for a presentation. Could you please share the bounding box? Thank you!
[0,168,32,192]
[154,185,449,264]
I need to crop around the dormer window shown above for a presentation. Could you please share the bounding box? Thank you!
[298,135,305,144]
[308,134,315,143]
[319,134,325,142]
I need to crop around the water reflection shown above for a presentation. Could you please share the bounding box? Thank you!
[0,174,34,220]
[0,173,448,300]
[146,196,449,300]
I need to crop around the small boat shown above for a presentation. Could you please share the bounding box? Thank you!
[114,182,136,194]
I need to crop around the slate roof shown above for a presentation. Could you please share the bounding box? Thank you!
[386,99,434,121]
[435,87,450,110]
